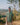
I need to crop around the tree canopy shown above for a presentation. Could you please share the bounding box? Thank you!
[7,0,18,3]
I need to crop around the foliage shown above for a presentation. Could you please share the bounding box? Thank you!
[19,0,20,2]
[7,0,17,3]
[7,0,14,2]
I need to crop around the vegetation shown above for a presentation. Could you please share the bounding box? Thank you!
[7,0,14,3]
[19,0,20,2]
[0,14,6,23]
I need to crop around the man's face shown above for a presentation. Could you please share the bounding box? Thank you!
[9,8,11,12]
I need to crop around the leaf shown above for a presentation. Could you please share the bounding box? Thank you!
[7,0,14,2]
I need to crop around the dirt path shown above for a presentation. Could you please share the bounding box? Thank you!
[13,20,20,25]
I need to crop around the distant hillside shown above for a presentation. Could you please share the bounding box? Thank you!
[18,9,20,13]
[0,9,8,13]
[0,9,8,11]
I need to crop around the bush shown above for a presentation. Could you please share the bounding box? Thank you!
[19,18,20,20]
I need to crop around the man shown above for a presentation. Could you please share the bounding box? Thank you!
[9,7,13,25]
[7,7,13,25]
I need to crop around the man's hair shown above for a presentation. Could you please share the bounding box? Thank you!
[9,7,11,9]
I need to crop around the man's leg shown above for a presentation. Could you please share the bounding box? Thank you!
[7,21,9,25]
[11,21,13,25]
[7,21,8,25]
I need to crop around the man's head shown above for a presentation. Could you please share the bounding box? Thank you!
[9,7,11,12]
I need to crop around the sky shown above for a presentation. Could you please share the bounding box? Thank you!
[0,0,7,9]
[0,0,19,11]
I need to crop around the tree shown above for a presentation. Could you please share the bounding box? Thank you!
[7,0,14,3]
[7,0,17,4]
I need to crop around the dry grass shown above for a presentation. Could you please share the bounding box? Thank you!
[16,15,20,20]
